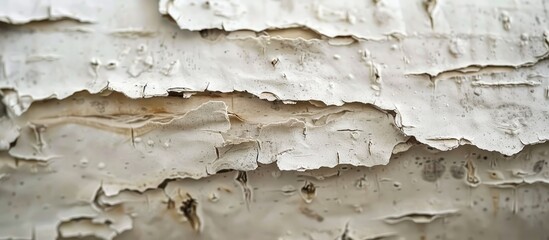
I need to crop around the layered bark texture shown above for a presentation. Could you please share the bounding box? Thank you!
[1,0,549,239]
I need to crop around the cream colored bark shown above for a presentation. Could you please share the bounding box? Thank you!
[0,0,548,239]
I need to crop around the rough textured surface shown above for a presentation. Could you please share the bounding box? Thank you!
[0,0,97,24]
[1,0,549,239]
[160,0,406,39]
[2,143,549,239]
[1,0,549,154]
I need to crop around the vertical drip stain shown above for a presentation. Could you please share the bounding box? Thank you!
[236,171,252,210]
[30,123,46,152]
[300,180,316,204]
[465,158,480,187]
[180,193,201,233]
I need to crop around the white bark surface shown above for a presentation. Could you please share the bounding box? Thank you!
[0,0,548,239]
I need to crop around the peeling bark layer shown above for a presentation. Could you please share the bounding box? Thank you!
[2,142,549,239]
[1,0,549,239]
[1,0,549,154]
